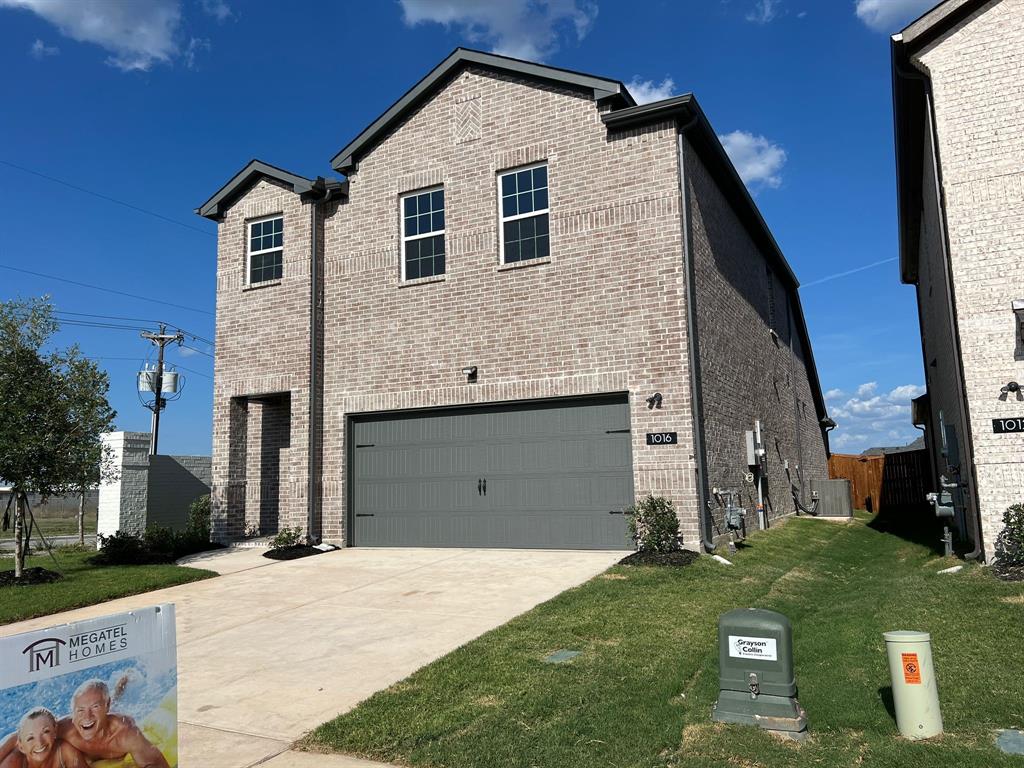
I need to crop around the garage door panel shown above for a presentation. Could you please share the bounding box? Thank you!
[352,396,634,549]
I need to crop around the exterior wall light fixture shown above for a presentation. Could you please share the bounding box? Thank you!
[461,366,478,383]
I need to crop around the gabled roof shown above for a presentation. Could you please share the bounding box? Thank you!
[330,47,635,173]
[891,0,992,283]
[196,159,317,220]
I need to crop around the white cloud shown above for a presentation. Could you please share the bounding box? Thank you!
[887,383,925,401]
[178,345,199,357]
[856,381,878,397]
[398,0,598,61]
[718,130,787,190]
[184,36,210,69]
[828,382,926,453]
[854,0,936,33]
[30,38,58,57]
[626,76,675,105]
[0,0,181,71]
[746,0,780,24]
[200,0,232,22]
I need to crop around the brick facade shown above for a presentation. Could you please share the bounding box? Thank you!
[205,55,829,548]
[901,0,1024,559]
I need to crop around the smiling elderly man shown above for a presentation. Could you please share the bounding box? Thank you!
[0,708,88,768]
[0,681,168,768]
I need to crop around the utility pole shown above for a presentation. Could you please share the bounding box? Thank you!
[141,324,183,455]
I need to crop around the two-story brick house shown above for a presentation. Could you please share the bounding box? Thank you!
[197,49,830,550]
[892,0,1024,560]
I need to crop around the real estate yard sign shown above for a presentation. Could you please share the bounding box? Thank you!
[1,604,178,767]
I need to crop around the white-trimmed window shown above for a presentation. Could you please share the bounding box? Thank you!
[401,187,446,280]
[499,163,549,264]
[248,215,283,284]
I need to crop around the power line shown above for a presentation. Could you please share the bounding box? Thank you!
[0,263,215,316]
[54,310,214,347]
[0,159,214,237]
[178,344,213,358]
[169,363,213,380]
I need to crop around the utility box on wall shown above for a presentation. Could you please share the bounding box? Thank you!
[712,608,807,737]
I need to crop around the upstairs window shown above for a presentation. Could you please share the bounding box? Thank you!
[248,215,283,284]
[499,163,549,264]
[401,187,446,280]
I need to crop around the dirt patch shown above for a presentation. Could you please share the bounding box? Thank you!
[264,545,327,561]
[999,594,1024,604]
[474,695,501,707]
[0,567,62,586]
[619,550,699,567]
[600,573,628,580]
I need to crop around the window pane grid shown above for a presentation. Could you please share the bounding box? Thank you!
[248,216,284,284]
[500,164,549,264]
[403,189,445,240]
[401,188,446,279]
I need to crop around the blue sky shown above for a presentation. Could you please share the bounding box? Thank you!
[0,0,939,456]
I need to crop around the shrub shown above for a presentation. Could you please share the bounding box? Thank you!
[627,495,681,553]
[268,526,304,550]
[92,530,165,565]
[995,503,1024,568]
[186,494,211,539]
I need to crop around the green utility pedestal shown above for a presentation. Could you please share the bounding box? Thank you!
[711,608,807,738]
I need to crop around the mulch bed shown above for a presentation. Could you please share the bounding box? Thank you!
[263,545,327,561]
[993,564,1024,582]
[618,550,700,567]
[0,567,63,586]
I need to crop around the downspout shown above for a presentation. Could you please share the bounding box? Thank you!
[896,59,984,560]
[307,181,329,543]
[677,117,716,552]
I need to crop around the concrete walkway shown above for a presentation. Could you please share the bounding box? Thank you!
[1,546,624,768]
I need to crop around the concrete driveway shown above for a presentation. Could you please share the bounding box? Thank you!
[1,546,623,768]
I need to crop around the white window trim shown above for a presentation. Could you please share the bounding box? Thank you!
[497,161,550,266]
[399,185,446,282]
[246,214,284,286]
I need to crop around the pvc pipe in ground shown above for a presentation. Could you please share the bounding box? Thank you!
[883,630,943,739]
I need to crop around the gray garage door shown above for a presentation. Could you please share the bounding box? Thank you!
[351,396,634,549]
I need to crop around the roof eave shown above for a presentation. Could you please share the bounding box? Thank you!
[195,159,318,221]
[602,93,830,425]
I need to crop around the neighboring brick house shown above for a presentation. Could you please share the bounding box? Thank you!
[197,49,830,550]
[892,0,1023,561]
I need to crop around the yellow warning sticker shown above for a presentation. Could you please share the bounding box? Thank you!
[902,652,922,684]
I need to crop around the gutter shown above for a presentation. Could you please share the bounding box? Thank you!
[676,120,716,552]
[305,178,346,543]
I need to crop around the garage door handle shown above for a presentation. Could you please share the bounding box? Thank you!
[606,429,630,434]
[608,510,624,515]
[478,478,482,496]
[483,478,487,495]
[356,513,374,517]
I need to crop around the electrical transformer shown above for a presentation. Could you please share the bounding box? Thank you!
[712,608,808,738]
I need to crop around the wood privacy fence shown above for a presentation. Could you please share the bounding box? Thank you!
[828,450,932,513]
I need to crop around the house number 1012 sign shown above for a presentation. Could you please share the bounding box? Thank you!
[993,418,1024,433]
[646,432,678,445]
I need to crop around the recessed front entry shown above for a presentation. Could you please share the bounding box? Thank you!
[350,395,634,549]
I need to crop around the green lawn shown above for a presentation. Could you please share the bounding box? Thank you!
[0,548,216,624]
[304,513,1024,768]
[0,511,98,540]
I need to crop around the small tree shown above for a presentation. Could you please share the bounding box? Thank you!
[0,297,116,576]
